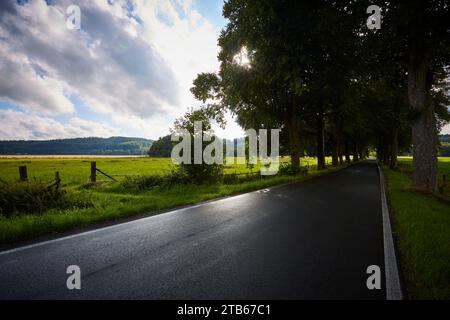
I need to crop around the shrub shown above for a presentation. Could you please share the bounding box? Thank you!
[119,170,191,190]
[121,175,164,190]
[278,163,308,176]
[0,180,92,217]
[222,172,259,184]
[179,163,223,185]
[161,169,190,188]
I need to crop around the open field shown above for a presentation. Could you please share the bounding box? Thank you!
[0,156,331,187]
[0,157,176,186]
[384,157,450,299]
[398,156,450,179]
[0,155,144,158]
[0,156,337,244]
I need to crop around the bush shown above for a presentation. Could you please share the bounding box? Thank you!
[278,163,308,176]
[0,180,92,217]
[179,163,223,185]
[161,169,190,188]
[119,169,191,191]
[119,164,224,191]
[121,175,164,190]
[222,172,259,184]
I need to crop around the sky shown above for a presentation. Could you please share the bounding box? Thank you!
[0,0,245,140]
[0,0,448,141]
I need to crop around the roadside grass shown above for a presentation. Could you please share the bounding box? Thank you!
[384,157,450,299]
[0,157,344,244]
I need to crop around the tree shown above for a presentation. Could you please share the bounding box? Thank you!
[148,135,172,157]
[382,0,450,192]
[171,108,223,184]
[190,0,449,181]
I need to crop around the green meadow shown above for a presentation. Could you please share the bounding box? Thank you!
[0,156,332,187]
[0,156,337,244]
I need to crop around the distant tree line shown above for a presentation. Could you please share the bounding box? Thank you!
[440,134,450,156]
[0,137,153,155]
[148,135,172,157]
[148,134,246,158]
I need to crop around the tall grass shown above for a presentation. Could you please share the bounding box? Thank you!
[0,180,92,217]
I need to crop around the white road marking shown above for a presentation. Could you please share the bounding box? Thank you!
[377,163,403,300]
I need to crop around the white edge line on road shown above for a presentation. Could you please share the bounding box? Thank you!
[0,193,249,257]
[377,163,403,300]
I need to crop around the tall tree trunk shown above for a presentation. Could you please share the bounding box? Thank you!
[359,149,364,161]
[408,0,438,192]
[353,143,359,162]
[332,135,339,167]
[383,146,390,165]
[377,146,382,162]
[344,140,350,163]
[390,128,399,170]
[285,103,301,168]
[316,109,326,170]
[338,137,343,165]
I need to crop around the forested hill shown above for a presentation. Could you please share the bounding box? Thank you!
[440,134,450,156]
[0,137,153,155]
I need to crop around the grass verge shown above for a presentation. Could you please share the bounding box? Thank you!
[383,165,450,299]
[0,164,348,246]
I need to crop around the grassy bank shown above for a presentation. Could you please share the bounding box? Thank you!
[384,157,450,299]
[0,157,345,245]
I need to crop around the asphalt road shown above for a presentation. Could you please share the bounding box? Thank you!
[0,161,385,299]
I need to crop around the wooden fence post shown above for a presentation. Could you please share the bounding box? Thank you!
[90,161,96,183]
[55,171,61,189]
[19,166,28,181]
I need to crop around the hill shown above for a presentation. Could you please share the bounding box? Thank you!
[0,137,153,155]
[440,134,450,156]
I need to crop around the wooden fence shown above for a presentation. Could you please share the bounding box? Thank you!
[16,165,61,189]
[14,159,338,188]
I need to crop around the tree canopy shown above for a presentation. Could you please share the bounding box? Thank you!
[191,0,449,192]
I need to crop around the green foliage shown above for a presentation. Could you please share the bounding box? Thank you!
[172,108,224,184]
[278,163,308,176]
[119,170,190,190]
[148,135,173,157]
[121,175,165,190]
[222,172,259,184]
[0,180,92,217]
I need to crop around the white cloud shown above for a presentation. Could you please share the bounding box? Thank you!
[0,0,225,140]
[0,44,75,115]
[441,123,450,135]
[0,109,117,140]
